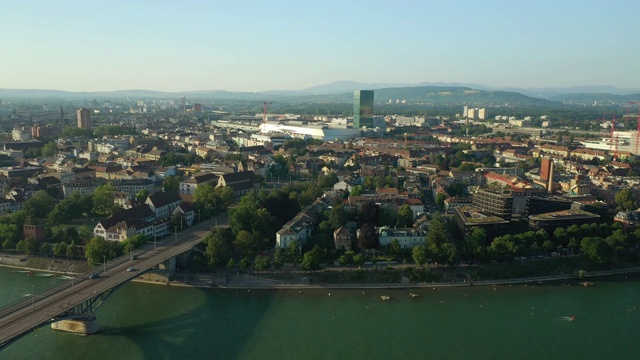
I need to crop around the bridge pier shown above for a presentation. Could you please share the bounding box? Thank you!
[51,318,98,335]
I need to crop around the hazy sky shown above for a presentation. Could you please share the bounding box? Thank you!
[2,0,638,92]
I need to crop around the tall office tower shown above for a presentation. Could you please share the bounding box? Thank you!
[76,108,91,129]
[193,103,202,113]
[353,90,374,128]
[463,106,468,117]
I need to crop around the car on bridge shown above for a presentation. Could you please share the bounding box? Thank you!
[89,273,98,279]
[127,267,137,272]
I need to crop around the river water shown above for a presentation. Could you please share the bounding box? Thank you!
[1,266,639,359]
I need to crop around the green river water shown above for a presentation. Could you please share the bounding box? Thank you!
[1,266,639,360]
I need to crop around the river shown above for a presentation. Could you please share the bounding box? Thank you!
[1,266,639,359]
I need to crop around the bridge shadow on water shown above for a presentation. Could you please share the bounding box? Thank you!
[92,285,277,360]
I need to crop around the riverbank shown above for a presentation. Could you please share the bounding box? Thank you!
[4,253,640,290]
[0,254,90,275]
[134,266,640,290]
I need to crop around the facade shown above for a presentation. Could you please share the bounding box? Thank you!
[179,173,218,195]
[145,193,183,219]
[333,226,353,251]
[353,90,374,128]
[115,179,157,196]
[613,211,640,227]
[526,196,572,216]
[377,227,427,249]
[217,171,259,197]
[472,188,513,221]
[63,178,105,198]
[23,224,47,242]
[77,108,91,129]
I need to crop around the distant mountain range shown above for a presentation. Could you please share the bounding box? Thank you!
[0,81,638,107]
[272,81,640,99]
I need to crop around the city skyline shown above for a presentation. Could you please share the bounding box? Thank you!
[2,0,639,92]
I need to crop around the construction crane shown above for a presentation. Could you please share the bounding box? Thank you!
[262,101,273,125]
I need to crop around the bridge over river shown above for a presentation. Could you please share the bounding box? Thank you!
[0,213,228,350]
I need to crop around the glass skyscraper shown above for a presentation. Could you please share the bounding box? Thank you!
[353,90,374,128]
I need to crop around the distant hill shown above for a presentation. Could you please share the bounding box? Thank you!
[267,81,640,99]
[276,86,559,107]
[547,92,640,105]
[0,85,621,108]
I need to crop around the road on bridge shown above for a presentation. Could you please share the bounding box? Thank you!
[0,212,228,349]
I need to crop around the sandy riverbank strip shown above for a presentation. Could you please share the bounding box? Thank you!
[131,266,640,291]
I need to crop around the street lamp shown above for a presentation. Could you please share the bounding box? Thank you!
[154,234,157,251]
[129,244,134,261]
[103,255,106,274]
[174,226,178,243]
[31,285,34,312]
[71,277,74,293]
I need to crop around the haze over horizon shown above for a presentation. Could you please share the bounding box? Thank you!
[2,0,638,93]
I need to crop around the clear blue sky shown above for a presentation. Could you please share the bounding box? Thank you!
[2,0,638,92]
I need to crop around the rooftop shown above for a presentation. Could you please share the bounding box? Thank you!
[529,209,600,221]
[456,206,510,225]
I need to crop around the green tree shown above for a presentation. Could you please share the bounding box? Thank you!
[464,227,486,257]
[426,215,448,246]
[435,193,447,211]
[440,242,458,265]
[396,204,414,228]
[457,163,478,171]
[53,242,68,258]
[302,245,322,271]
[350,185,363,196]
[580,237,615,266]
[163,175,183,195]
[317,172,339,189]
[254,212,279,248]
[240,257,251,269]
[412,245,428,266]
[93,183,117,215]
[135,189,149,203]
[287,240,299,259]
[254,255,271,271]
[40,242,51,255]
[615,188,636,211]
[273,248,284,270]
[42,142,59,157]
[204,229,232,267]
[66,243,79,259]
[84,237,113,266]
[234,230,257,256]
[357,223,379,251]
[2,238,16,251]
[353,253,365,266]
[0,223,20,246]
[23,190,57,218]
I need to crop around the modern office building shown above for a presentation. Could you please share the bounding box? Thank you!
[525,196,572,216]
[472,188,514,221]
[528,209,600,231]
[77,108,91,129]
[353,90,374,128]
